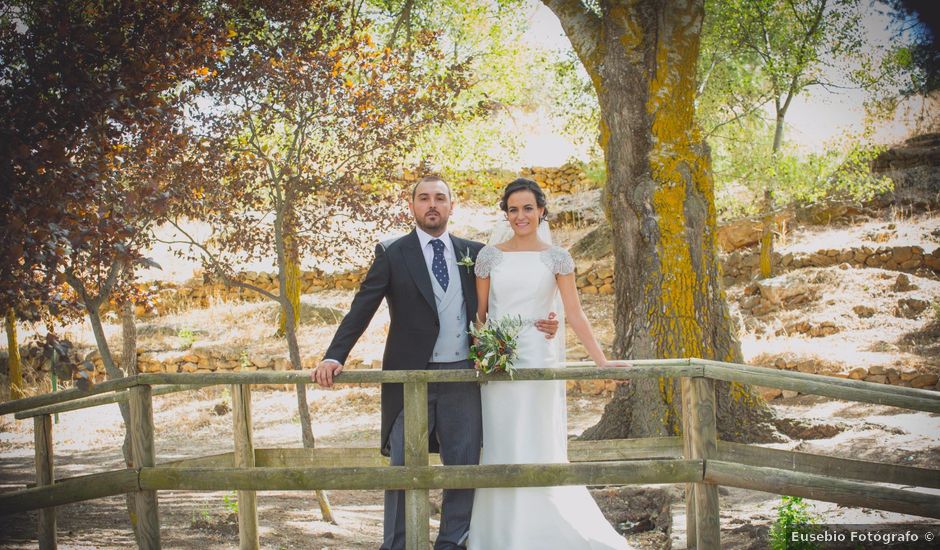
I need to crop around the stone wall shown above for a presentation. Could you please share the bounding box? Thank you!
[518,162,596,194]
[721,245,940,287]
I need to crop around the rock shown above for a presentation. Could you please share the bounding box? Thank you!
[868,365,885,375]
[848,367,867,380]
[910,374,939,388]
[800,202,860,225]
[299,303,346,325]
[865,374,887,384]
[894,298,929,319]
[885,367,900,383]
[925,249,940,271]
[784,321,810,335]
[781,390,799,399]
[570,224,612,262]
[756,386,783,400]
[795,361,817,374]
[716,219,763,252]
[549,189,605,227]
[743,282,761,296]
[808,322,840,337]
[892,273,915,292]
[756,276,811,305]
[872,132,940,172]
[739,295,761,310]
[751,302,776,316]
[853,305,876,318]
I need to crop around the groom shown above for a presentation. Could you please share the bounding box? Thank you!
[313,176,557,550]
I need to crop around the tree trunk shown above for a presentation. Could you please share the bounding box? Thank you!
[278,237,302,338]
[759,189,775,279]
[119,299,141,542]
[759,111,787,280]
[274,216,335,524]
[84,299,143,537]
[545,0,777,443]
[5,308,24,400]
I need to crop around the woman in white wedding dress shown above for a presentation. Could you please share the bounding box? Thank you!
[468,179,633,550]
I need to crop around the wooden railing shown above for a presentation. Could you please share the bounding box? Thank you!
[1,359,938,550]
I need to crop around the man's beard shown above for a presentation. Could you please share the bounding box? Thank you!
[416,211,447,232]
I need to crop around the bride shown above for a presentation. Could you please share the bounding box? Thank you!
[468,178,633,550]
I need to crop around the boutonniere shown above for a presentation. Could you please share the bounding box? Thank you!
[457,247,475,273]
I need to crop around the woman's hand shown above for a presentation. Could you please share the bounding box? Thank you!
[603,360,633,368]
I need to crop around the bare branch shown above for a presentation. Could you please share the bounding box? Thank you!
[164,219,281,303]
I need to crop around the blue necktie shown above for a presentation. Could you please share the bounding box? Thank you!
[430,239,449,291]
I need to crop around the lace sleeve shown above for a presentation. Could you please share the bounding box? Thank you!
[473,245,502,279]
[542,246,575,275]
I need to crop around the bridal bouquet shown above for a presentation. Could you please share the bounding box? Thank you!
[469,315,526,377]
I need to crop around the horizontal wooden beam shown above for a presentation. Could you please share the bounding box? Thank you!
[0,469,139,516]
[15,384,210,419]
[0,376,140,416]
[718,441,940,489]
[569,437,683,461]
[697,358,938,400]
[705,460,940,519]
[42,439,687,487]
[140,459,703,492]
[138,363,703,387]
[699,360,940,413]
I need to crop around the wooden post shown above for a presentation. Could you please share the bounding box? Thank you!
[687,377,720,549]
[129,385,160,549]
[34,414,56,549]
[403,381,429,550]
[680,378,697,547]
[232,384,259,550]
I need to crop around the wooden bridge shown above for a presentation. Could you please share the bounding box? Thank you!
[1,358,938,549]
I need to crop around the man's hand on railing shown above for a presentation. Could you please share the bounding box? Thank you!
[312,359,344,388]
[603,360,633,368]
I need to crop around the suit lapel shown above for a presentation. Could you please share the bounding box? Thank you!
[403,230,436,313]
[450,235,475,308]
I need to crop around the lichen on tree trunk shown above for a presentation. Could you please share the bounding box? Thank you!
[5,307,24,400]
[278,236,302,338]
[545,0,777,443]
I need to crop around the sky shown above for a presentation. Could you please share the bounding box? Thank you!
[513,1,932,167]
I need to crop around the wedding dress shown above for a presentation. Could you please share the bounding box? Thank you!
[467,245,630,550]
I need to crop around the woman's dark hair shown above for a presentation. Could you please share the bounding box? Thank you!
[499,178,549,220]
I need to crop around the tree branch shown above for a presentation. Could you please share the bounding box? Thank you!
[165,219,281,303]
[542,0,602,72]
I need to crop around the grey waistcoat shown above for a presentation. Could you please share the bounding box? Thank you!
[429,248,470,363]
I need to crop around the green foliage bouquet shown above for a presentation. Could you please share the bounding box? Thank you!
[469,315,526,377]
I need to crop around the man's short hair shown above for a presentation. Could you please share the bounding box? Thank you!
[411,175,453,200]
